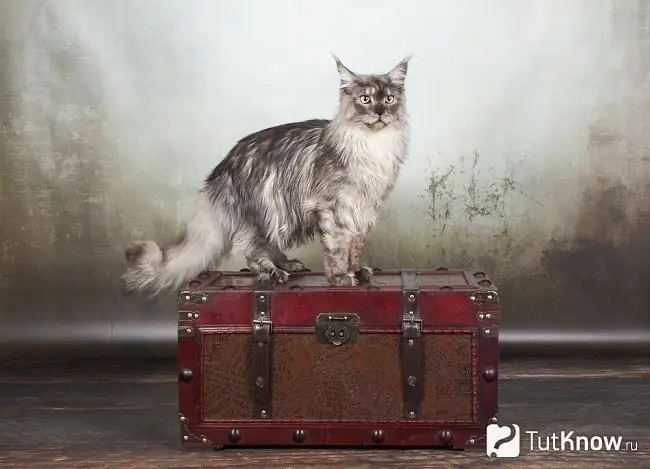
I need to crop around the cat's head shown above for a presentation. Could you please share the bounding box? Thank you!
[333,55,411,131]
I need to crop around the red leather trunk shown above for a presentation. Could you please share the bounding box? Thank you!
[177,269,499,450]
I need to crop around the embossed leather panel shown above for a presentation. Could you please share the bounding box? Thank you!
[202,331,474,422]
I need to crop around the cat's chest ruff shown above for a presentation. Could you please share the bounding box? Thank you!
[342,127,405,186]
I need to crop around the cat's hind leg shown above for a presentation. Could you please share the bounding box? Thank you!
[278,258,308,272]
[246,243,305,283]
[246,247,289,284]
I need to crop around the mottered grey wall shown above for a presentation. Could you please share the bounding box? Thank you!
[1,0,649,359]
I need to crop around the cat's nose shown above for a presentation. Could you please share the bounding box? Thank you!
[375,104,386,115]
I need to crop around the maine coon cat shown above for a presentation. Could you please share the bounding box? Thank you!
[123,55,411,294]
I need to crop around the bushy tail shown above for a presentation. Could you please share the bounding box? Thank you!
[122,195,229,295]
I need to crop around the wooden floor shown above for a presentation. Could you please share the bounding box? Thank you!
[1,357,649,468]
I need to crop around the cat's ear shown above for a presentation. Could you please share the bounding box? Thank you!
[332,54,357,89]
[387,55,412,87]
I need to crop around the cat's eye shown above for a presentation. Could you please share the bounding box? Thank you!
[384,95,395,104]
[359,95,371,104]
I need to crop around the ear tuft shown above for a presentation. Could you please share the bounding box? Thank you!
[332,53,357,89]
[387,55,412,87]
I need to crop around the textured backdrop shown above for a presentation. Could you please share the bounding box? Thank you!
[1,0,649,359]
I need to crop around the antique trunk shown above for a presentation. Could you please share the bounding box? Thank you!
[177,268,499,450]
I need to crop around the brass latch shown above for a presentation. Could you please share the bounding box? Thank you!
[315,313,360,346]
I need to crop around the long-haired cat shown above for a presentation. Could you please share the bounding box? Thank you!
[123,55,411,294]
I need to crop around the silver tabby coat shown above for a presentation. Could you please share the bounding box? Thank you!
[123,55,411,294]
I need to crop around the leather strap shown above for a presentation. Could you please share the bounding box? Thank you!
[400,269,423,420]
[252,290,272,419]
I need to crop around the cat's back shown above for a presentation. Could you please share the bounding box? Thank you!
[232,119,329,156]
[206,119,330,182]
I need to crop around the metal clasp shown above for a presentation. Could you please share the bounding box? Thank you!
[315,313,360,346]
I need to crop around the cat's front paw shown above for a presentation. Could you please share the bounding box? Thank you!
[355,266,375,284]
[327,272,359,287]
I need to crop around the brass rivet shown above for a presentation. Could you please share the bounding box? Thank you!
[478,313,485,320]
[228,428,241,443]
[408,294,415,302]
[186,328,192,334]
[183,435,189,441]
[193,313,199,319]
[201,437,208,444]
[260,410,267,417]
[372,429,385,443]
[483,367,497,381]
[490,416,498,424]
[187,312,193,318]
[439,429,453,444]
[409,411,416,418]
[184,295,190,301]
[260,311,266,316]
[179,369,194,383]
[259,295,266,302]
[408,339,414,346]
[180,416,186,422]
[470,296,476,301]
[469,438,476,444]
[408,311,414,316]
[487,294,493,300]
[484,329,491,335]
[485,313,491,319]
[201,296,207,302]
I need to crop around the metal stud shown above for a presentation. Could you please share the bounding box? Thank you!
[187,312,193,319]
[255,377,265,388]
[485,313,491,319]
[201,437,208,444]
[439,430,453,444]
[259,295,266,302]
[372,429,385,443]
[483,367,497,381]
[468,438,476,445]
[408,339,414,346]
[407,375,417,387]
[185,328,192,334]
[260,410,267,417]
[193,312,199,319]
[179,369,194,383]
[179,416,186,422]
[409,411,416,418]
[478,312,485,320]
[184,294,191,301]
[470,295,476,302]
[490,416,498,424]
[484,328,491,336]
[408,294,415,302]
[293,429,307,443]
[228,428,241,443]
[183,435,189,441]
